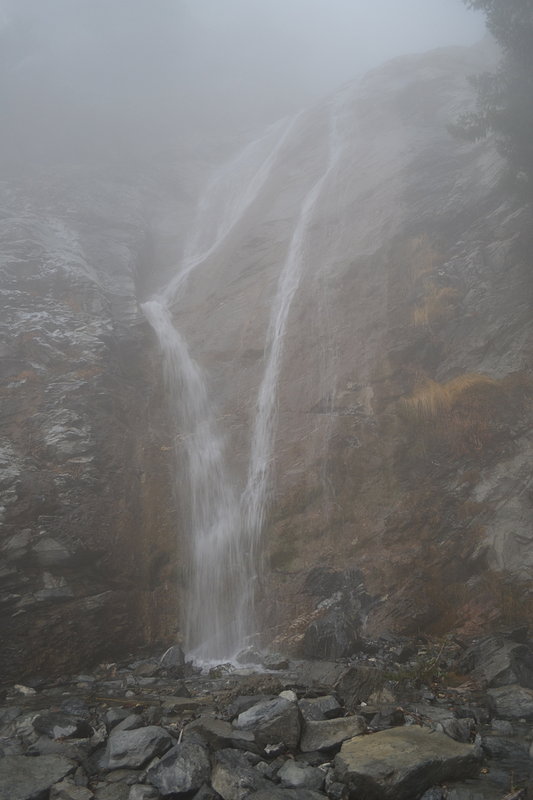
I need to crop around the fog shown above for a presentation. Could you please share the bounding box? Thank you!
[0,0,485,167]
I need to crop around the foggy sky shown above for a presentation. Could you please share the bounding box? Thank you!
[0,0,486,167]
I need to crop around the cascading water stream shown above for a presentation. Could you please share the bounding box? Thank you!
[142,96,343,661]
[241,99,344,613]
[157,116,297,307]
[141,116,296,660]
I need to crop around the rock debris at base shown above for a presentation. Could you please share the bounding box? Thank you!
[2,633,533,799]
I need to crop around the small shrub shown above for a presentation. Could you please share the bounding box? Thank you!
[412,286,460,328]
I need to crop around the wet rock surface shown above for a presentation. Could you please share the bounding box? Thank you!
[0,171,179,681]
[2,633,533,799]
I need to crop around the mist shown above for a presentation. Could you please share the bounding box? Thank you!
[0,1,485,166]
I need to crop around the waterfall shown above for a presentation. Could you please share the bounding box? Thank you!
[142,98,342,661]
[142,299,244,657]
[142,116,295,660]
[157,116,297,307]
[241,97,343,594]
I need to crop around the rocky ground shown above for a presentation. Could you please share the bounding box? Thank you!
[1,631,533,800]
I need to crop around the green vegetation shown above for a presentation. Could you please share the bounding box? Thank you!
[452,1,533,192]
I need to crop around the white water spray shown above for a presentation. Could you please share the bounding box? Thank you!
[143,98,343,660]
[241,98,344,584]
[142,117,295,659]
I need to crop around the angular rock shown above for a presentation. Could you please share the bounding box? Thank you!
[128,787,160,800]
[334,666,385,710]
[487,684,533,718]
[105,709,133,731]
[111,715,145,735]
[458,635,533,688]
[263,654,289,670]
[335,726,480,800]
[145,740,210,796]
[278,760,325,791]
[102,726,173,770]
[298,696,341,722]
[0,754,75,800]
[300,716,366,752]
[211,749,268,800]
[184,715,256,751]
[192,786,220,800]
[235,696,301,751]
[50,780,94,800]
[159,645,185,669]
[225,695,274,721]
[93,784,130,800]
[33,712,93,740]
[301,608,361,660]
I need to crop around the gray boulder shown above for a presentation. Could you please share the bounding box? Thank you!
[235,697,301,751]
[33,712,93,740]
[300,716,366,752]
[278,760,325,791]
[159,645,185,669]
[0,754,75,800]
[145,740,210,796]
[211,749,267,800]
[487,684,533,718]
[184,715,256,751]
[128,786,160,800]
[102,726,173,770]
[50,780,94,799]
[298,696,341,722]
[457,635,533,688]
[334,726,480,800]
[334,666,385,710]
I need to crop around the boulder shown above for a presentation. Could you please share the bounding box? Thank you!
[159,645,185,669]
[127,786,160,800]
[300,716,366,752]
[334,666,385,710]
[234,697,301,751]
[278,760,325,791]
[487,684,533,718]
[334,726,480,800]
[457,635,533,688]
[184,715,256,751]
[0,754,75,800]
[33,712,93,740]
[298,696,341,722]
[301,609,361,659]
[210,748,267,800]
[102,726,174,770]
[145,740,210,796]
[50,780,94,799]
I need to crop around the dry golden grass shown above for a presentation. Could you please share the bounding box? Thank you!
[412,286,460,328]
[402,373,501,421]
[400,372,509,458]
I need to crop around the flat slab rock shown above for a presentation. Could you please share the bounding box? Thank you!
[300,715,366,752]
[0,754,75,800]
[334,725,480,800]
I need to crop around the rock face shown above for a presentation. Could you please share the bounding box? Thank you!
[0,172,179,680]
[159,41,533,649]
[2,40,533,674]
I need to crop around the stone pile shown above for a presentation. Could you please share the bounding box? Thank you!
[1,634,533,799]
